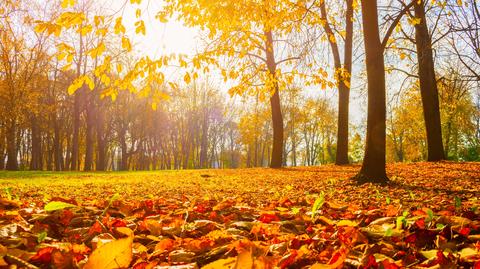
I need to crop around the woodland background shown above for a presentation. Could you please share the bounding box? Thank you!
[0,0,479,172]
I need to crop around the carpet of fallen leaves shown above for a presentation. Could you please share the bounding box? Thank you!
[0,162,479,269]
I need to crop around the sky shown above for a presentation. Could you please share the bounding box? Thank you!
[107,0,197,57]
[99,0,368,125]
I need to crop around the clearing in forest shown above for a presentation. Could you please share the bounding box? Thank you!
[0,162,479,268]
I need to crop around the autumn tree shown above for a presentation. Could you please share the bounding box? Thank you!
[160,0,326,168]
[355,0,413,183]
[0,0,49,170]
[317,0,355,165]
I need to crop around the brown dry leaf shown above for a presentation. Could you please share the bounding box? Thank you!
[84,227,133,269]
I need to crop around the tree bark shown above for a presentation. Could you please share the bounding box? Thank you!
[355,0,388,184]
[413,0,445,161]
[84,94,94,171]
[30,116,42,170]
[5,120,18,170]
[0,127,5,170]
[96,101,106,171]
[265,30,284,168]
[53,119,62,171]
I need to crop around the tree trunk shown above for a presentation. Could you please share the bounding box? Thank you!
[96,102,106,171]
[0,127,5,170]
[320,0,354,165]
[71,90,81,170]
[336,83,350,165]
[71,32,83,171]
[355,0,388,184]
[119,129,128,171]
[414,0,445,161]
[30,117,42,170]
[5,120,18,170]
[199,108,208,168]
[265,30,284,168]
[53,119,62,171]
[84,94,94,171]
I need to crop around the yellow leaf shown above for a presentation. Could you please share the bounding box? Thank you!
[114,17,125,34]
[184,72,191,84]
[88,42,106,58]
[116,64,123,73]
[85,76,94,90]
[130,0,141,3]
[84,227,133,269]
[77,25,92,36]
[155,11,168,23]
[57,52,66,61]
[61,0,75,8]
[408,17,422,26]
[151,102,157,110]
[336,220,358,227]
[235,250,253,268]
[67,77,83,95]
[94,16,104,26]
[135,9,141,19]
[121,37,132,52]
[135,20,146,35]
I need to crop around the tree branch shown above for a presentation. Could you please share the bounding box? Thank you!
[381,1,415,51]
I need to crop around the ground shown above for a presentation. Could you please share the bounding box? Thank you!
[0,162,479,268]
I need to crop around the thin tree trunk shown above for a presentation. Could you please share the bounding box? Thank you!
[53,119,62,171]
[320,0,354,165]
[0,126,5,170]
[96,102,106,171]
[414,0,445,161]
[265,30,284,168]
[84,94,94,171]
[30,116,42,170]
[199,108,208,168]
[6,120,18,170]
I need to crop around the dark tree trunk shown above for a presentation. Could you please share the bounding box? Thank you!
[71,90,81,171]
[53,120,62,171]
[265,30,284,168]
[96,102,106,171]
[84,94,94,171]
[336,83,350,165]
[320,0,354,165]
[71,32,83,171]
[0,127,5,170]
[355,0,388,184]
[30,117,42,170]
[414,0,445,161]
[6,120,18,170]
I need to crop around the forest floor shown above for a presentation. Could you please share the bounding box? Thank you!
[0,162,479,268]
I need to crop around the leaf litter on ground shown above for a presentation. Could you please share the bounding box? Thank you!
[0,162,479,268]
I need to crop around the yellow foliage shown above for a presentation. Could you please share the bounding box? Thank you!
[60,0,75,9]
[135,20,146,35]
[122,37,132,52]
[88,42,106,58]
[84,227,133,269]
